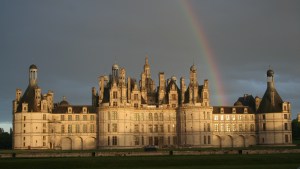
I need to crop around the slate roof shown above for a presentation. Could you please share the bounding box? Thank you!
[52,105,96,114]
[16,85,40,112]
[213,106,255,114]
[257,84,283,113]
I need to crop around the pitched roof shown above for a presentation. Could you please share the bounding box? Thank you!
[52,105,96,114]
[213,106,255,114]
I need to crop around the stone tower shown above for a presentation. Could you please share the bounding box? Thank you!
[256,69,292,145]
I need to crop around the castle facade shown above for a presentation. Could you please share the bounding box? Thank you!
[12,57,292,150]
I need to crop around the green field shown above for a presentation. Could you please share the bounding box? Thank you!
[1,154,300,169]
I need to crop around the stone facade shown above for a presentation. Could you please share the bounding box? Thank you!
[12,57,292,150]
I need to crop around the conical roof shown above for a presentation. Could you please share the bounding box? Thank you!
[17,84,40,112]
[257,83,283,113]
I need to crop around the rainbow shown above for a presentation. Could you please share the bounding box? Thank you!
[180,0,228,106]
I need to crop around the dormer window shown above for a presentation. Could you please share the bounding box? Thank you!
[220,108,224,114]
[22,103,28,112]
[68,107,72,113]
[232,108,236,114]
[83,107,87,114]
[244,108,248,114]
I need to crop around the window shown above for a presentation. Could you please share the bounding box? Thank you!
[68,125,72,133]
[112,124,117,132]
[83,124,87,133]
[149,113,153,120]
[226,124,230,132]
[61,115,65,121]
[68,115,72,121]
[76,124,80,133]
[214,115,218,120]
[208,136,211,144]
[83,115,87,121]
[220,115,224,120]
[154,113,158,121]
[24,116,26,121]
[207,112,210,120]
[262,115,266,120]
[207,123,210,132]
[112,136,117,145]
[160,125,164,132]
[90,124,95,133]
[113,91,117,99]
[168,125,171,132]
[140,113,144,121]
[134,103,138,108]
[90,115,95,121]
[43,114,46,120]
[172,94,176,100]
[112,112,117,120]
[232,124,236,131]
[220,124,224,131]
[245,124,248,131]
[238,115,242,120]
[284,123,288,130]
[134,124,139,132]
[113,102,117,107]
[149,137,153,145]
[204,92,208,99]
[141,125,144,132]
[214,124,219,132]
[108,136,110,146]
[154,125,158,132]
[232,115,236,120]
[226,115,230,120]
[159,113,163,121]
[43,129,46,133]
[134,136,139,145]
[204,136,206,144]
[134,113,139,121]
[134,94,138,100]
[239,124,243,131]
[43,123,46,127]
[250,124,255,131]
[149,125,153,133]
[285,135,289,143]
[284,114,288,119]
[76,115,79,121]
[263,123,266,131]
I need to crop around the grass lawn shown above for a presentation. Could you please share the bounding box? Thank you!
[1,154,300,169]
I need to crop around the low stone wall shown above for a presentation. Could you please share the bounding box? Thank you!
[1,149,300,158]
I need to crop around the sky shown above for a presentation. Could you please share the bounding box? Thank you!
[0,0,299,132]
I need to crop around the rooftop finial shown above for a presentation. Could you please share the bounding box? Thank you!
[145,54,149,65]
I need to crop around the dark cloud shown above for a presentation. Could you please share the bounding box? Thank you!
[0,0,299,131]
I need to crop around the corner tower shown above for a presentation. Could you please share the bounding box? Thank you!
[256,69,292,145]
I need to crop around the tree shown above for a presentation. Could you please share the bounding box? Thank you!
[292,118,300,140]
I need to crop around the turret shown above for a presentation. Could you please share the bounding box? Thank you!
[29,64,38,86]
[112,64,119,82]
[144,55,151,78]
[158,72,165,104]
